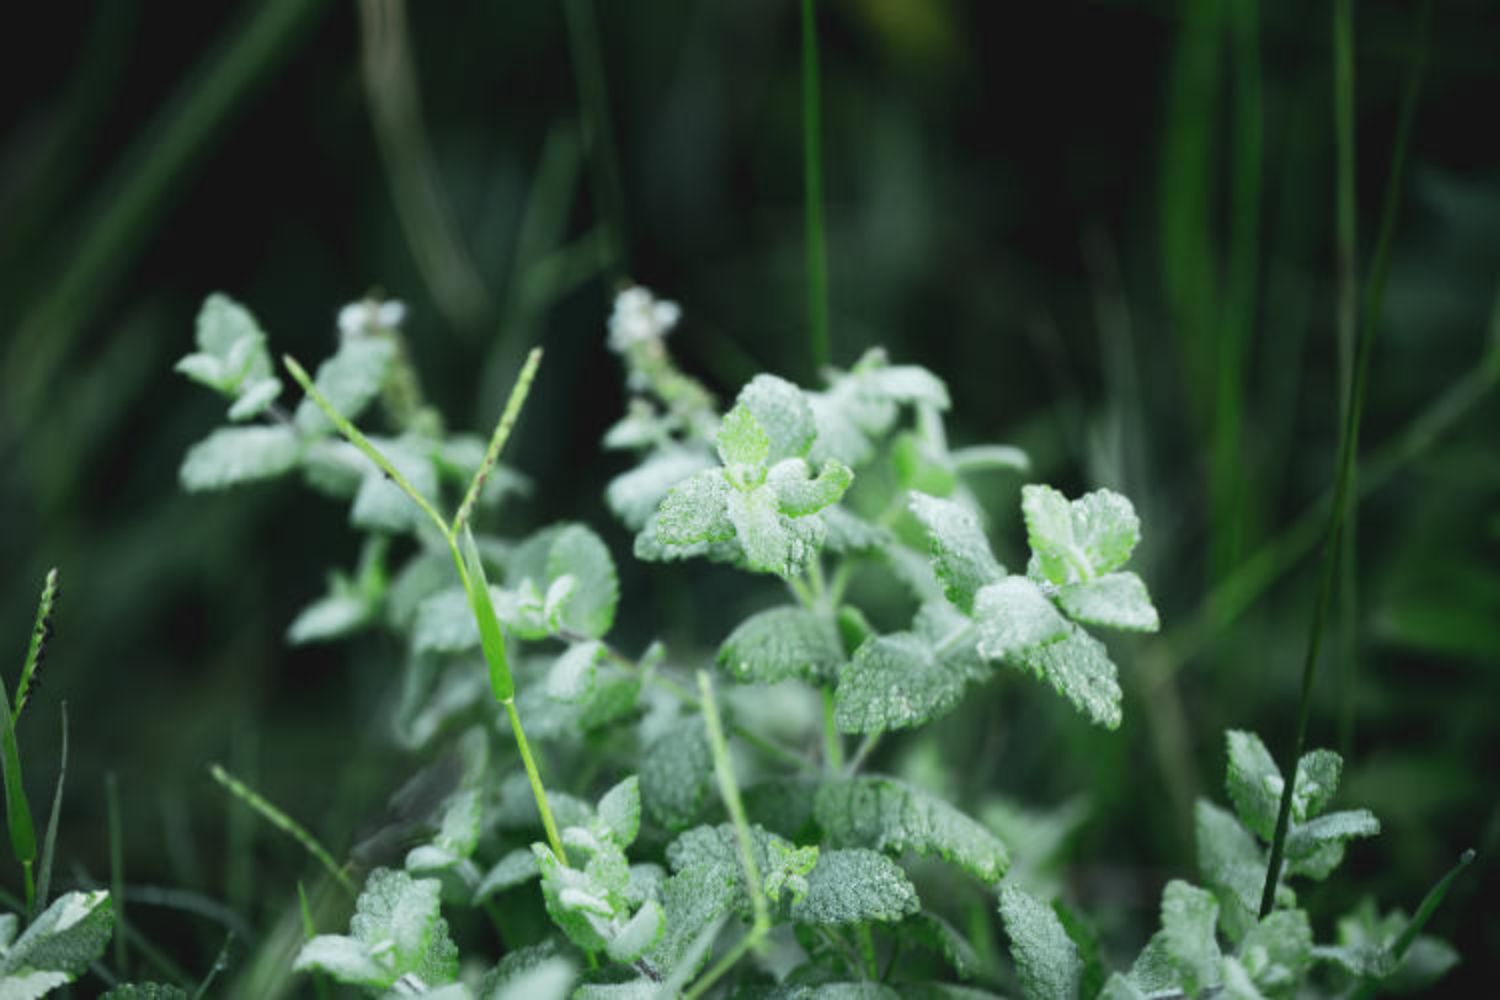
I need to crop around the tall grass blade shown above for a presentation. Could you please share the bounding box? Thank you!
[33,702,67,915]
[1258,0,1434,918]
[209,764,354,894]
[801,0,831,373]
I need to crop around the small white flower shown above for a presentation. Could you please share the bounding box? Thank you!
[338,298,408,337]
[607,285,681,354]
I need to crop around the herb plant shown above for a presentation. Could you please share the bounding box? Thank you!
[155,285,1470,998]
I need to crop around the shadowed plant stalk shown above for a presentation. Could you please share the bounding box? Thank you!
[802,0,830,374]
[1259,0,1434,918]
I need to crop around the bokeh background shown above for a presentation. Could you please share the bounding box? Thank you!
[2,0,1497,991]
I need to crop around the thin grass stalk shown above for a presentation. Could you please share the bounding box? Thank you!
[1258,0,1433,918]
[564,0,629,282]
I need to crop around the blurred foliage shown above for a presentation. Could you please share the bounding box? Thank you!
[1,0,1497,991]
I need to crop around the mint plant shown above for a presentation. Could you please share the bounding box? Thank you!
[169,286,1463,999]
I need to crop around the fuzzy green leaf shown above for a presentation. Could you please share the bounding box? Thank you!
[545,525,620,639]
[287,588,369,645]
[0,891,113,983]
[1055,573,1158,632]
[1195,801,1267,942]
[951,444,1029,474]
[1006,626,1122,730]
[1238,909,1311,998]
[475,849,540,902]
[717,404,771,470]
[907,493,1005,614]
[1290,750,1341,821]
[1096,974,1147,1000]
[598,776,642,849]
[227,377,283,421]
[640,720,714,831]
[1160,880,1221,995]
[1022,485,1140,585]
[176,293,274,397]
[607,449,716,531]
[179,426,301,492]
[349,438,439,534]
[1225,730,1283,842]
[815,777,1009,884]
[769,459,854,517]
[479,942,576,1000]
[834,631,989,735]
[791,848,920,925]
[738,374,816,462]
[998,883,1081,1000]
[295,868,457,989]
[1285,809,1379,861]
[294,335,396,434]
[647,862,738,978]
[607,899,665,965]
[655,469,735,545]
[973,578,1069,659]
[718,606,844,686]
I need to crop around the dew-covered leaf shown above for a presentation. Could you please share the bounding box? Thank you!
[1160,880,1221,995]
[717,404,771,470]
[597,776,642,848]
[1005,626,1122,730]
[834,631,988,735]
[545,525,619,639]
[769,458,854,517]
[1238,909,1311,998]
[718,606,844,686]
[475,848,540,901]
[738,375,816,462]
[950,445,1030,475]
[791,849,919,925]
[0,890,114,983]
[998,882,1081,1000]
[815,777,1008,884]
[640,719,714,831]
[907,493,1004,614]
[655,470,734,546]
[1225,730,1283,842]
[1022,485,1140,585]
[1055,573,1158,632]
[1285,810,1379,863]
[973,579,1069,659]
[479,941,576,1000]
[1196,801,1266,943]
[180,426,301,492]
[647,862,737,979]
[607,899,665,964]
[607,449,716,531]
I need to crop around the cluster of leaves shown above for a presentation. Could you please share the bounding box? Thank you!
[995,731,1459,1000]
[161,287,1460,999]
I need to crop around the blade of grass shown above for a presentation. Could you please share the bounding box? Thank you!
[801,0,831,373]
[33,702,67,916]
[1258,0,1433,918]
[193,933,235,1000]
[453,347,542,535]
[0,572,49,906]
[209,764,354,894]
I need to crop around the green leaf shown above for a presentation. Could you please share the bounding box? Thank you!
[1219,956,1268,1000]
[1096,973,1147,1000]
[176,293,273,397]
[655,469,735,545]
[1195,801,1266,943]
[815,777,1009,884]
[479,942,576,1000]
[640,719,714,831]
[294,335,396,434]
[718,606,844,686]
[951,444,1030,475]
[1006,627,1123,730]
[544,525,620,639]
[973,578,1070,659]
[769,458,854,517]
[901,911,982,981]
[647,863,737,979]
[475,849,540,902]
[1125,932,1183,995]
[179,426,301,492]
[287,584,369,645]
[717,404,771,471]
[227,377,283,422]
[907,493,1005,614]
[1238,909,1311,998]
[1290,750,1341,821]
[791,848,920,925]
[0,891,113,983]
[1285,809,1379,863]
[295,868,458,990]
[607,449,716,531]
[1055,573,1159,632]
[738,374,816,461]
[597,776,642,848]
[834,631,988,734]
[1160,880,1221,995]
[727,485,794,576]
[1225,731,1283,842]
[607,898,665,964]
[998,882,1081,1000]
[548,641,604,702]
[1022,485,1140,585]
[463,530,514,702]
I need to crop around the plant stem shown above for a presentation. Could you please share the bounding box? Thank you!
[845,733,881,776]
[1332,0,1359,761]
[822,689,845,773]
[108,772,128,975]
[801,0,830,373]
[209,765,353,894]
[504,700,568,865]
[563,0,629,281]
[1258,0,1432,918]
[688,671,771,998]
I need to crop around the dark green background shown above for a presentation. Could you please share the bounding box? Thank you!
[1,0,1496,988]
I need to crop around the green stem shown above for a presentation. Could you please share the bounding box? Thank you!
[108,773,127,975]
[822,689,845,773]
[504,700,568,865]
[688,671,771,998]
[1258,0,1432,919]
[801,0,830,373]
[563,0,629,280]
[1332,0,1359,760]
